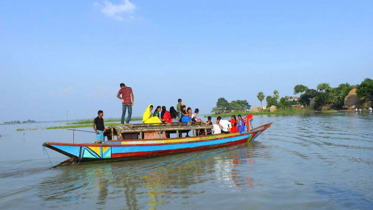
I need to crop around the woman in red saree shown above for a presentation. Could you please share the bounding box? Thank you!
[161,106,172,123]
[230,115,238,133]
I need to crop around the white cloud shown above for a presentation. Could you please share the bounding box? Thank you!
[94,0,136,21]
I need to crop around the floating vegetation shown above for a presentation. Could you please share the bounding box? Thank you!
[16,128,38,132]
[47,122,121,130]
[67,118,142,125]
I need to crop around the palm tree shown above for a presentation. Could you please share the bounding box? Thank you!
[273,90,279,100]
[257,92,265,106]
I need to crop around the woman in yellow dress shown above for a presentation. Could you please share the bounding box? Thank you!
[143,104,162,124]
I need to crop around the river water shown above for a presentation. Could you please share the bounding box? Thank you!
[0,113,372,210]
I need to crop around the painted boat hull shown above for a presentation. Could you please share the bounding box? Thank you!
[43,122,272,162]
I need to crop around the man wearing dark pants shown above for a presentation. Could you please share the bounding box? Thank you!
[117,83,134,124]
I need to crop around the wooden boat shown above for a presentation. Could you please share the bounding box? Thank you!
[43,121,272,163]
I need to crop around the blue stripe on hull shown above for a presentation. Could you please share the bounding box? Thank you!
[112,134,252,154]
[53,145,80,157]
[50,134,252,159]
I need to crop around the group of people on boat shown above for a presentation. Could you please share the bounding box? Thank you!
[142,99,205,125]
[212,114,254,134]
[92,83,255,143]
[142,98,254,136]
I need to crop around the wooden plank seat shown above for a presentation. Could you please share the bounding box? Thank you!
[106,122,213,140]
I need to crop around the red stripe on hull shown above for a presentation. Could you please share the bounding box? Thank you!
[111,137,249,159]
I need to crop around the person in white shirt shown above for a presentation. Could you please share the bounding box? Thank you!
[216,116,231,134]
[212,124,221,134]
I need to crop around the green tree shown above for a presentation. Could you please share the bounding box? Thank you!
[229,101,242,111]
[299,89,318,106]
[356,78,373,102]
[294,84,309,95]
[314,92,331,110]
[236,100,251,111]
[273,90,279,100]
[317,83,331,93]
[216,97,229,111]
[257,92,265,106]
[266,96,278,107]
[330,83,353,109]
[211,107,219,114]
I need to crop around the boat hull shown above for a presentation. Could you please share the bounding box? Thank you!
[43,122,271,162]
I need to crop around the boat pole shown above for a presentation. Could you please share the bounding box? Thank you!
[67,129,95,143]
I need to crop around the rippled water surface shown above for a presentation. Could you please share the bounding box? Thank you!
[1,113,373,210]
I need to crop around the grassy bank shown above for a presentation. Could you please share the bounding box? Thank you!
[204,108,340,118]
[68,117,142,125]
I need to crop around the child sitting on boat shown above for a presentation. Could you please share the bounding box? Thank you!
[237,115,245,134]
[192,108,205,123]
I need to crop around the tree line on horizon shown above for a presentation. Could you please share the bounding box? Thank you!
[211,78,373,114]
[257,78,373,110]
[211,98,251,114]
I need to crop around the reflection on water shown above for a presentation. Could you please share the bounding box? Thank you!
[1,113,373,209]
[38,142,259,210]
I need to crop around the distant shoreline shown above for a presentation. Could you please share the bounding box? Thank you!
[204,109,362,118]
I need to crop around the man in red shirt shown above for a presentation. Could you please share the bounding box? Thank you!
[117,83,134,124]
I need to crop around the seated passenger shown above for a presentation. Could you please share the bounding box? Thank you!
[169,106,179,122]
[192,108,200,122]
[181,107,193,124]
[153,106,161,118]
[179,105,188,122]
[237,115,245,134]
[161,106,172,123]
[206,116,213,135]
[217,116,231,134]
[143,104,162,124]
[230,115,238,133]
[213,117,223,134]
[199,116,213,135]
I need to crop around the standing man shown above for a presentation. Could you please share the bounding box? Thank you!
[93,110,106,143]
[117,83,134,124]
[176,98,184,117]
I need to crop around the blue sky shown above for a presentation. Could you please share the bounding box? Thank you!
[0,0,372,122]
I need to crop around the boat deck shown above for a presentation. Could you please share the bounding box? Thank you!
[107,122,213,140]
